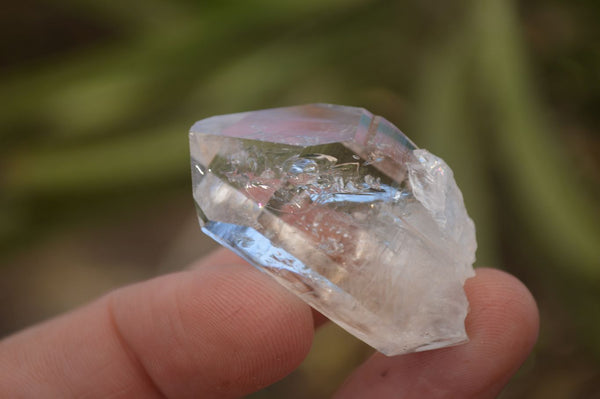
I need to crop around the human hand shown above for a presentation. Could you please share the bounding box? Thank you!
[0,249,538,398]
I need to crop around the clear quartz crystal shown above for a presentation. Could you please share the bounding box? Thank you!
[190,104,476,356]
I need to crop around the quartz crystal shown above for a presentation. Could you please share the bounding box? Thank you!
[190,104,476,356]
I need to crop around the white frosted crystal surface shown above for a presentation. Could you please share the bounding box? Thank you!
[190,104,476,356]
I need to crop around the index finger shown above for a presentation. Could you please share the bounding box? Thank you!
[0,248,315,398]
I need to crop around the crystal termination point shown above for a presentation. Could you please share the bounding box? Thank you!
[190,104,476,356]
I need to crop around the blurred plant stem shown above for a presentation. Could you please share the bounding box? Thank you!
[415,0,600,276]
[471,0,600,278]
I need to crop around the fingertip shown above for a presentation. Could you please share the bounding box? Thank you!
[465,268,539,357]
[334,268,539,398]
[312,309,329,328]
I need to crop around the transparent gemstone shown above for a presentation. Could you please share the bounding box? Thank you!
[190,104,476,355]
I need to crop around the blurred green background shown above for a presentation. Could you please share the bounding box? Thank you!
[1,0,599,397]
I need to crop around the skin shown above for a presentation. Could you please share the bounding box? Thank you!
[0,248,539,398]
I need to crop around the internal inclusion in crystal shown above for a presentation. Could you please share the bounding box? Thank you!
[190,104,476,356]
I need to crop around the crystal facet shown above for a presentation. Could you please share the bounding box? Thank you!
[190,104,476,355]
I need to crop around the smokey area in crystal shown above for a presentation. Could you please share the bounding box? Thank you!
[189,104,476,356]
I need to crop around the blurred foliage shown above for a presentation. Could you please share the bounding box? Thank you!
[1,0,599,397]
